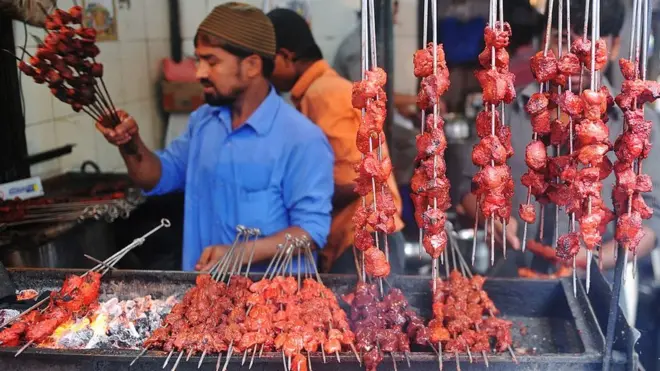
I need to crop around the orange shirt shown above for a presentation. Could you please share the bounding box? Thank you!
[290,60,404,272]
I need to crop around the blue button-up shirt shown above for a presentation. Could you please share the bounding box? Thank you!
[146,88,334,271]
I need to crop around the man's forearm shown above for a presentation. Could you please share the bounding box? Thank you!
[333,184,359,212]
[459,193,479,220]
[585,226,657,270]
[245,226,315,265]
[119,135,162,191]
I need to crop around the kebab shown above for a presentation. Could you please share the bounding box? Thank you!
[351,0,395,286]
[9,5,136,153]
[410,0,451,292]
[613,0,659,276]
[0,273,101,348]
[344,283,422,371]
[141,234,359,371]
[0,219,169,356]
[428,272,512,366]
[549,0,615,293]
[472,0,515,265]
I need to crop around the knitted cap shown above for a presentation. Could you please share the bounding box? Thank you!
[197,2,276,59]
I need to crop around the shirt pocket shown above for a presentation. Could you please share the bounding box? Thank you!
[232,162,275,228]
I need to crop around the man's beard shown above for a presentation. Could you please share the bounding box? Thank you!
[201,79,244,107]
[204,92,237,107]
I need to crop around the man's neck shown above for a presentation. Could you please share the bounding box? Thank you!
[230,80,271,130]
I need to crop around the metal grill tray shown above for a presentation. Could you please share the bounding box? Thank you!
[0,269,628,370]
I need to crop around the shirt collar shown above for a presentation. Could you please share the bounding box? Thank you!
[211,86,280,136]
[290,60,332,102]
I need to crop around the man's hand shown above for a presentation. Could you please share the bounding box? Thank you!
[457,201,521,250]
[95,110,138,146]
[490,217,521,250]
[195,245,230,272]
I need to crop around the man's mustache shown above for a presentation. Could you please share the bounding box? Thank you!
[200,79,214,88]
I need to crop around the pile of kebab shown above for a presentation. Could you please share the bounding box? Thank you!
[0,272,102,350]
[351,0,395,284]
[410,0,452,286]
[343,283,427,371]
[613,0,660,273]
[427,271,514,365]
[10,5,136,153]
[471,0,516,265]
[140,233,358,371]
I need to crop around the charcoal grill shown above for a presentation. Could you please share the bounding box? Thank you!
[0,269,633,370]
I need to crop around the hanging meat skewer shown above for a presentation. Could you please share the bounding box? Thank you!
[549,0,615,293]
[472,0,515,265]
[410,0,451,293]
[352,0,394,285]
[613,0,659,276]
[11,5,136,153]
[519,0,558,255]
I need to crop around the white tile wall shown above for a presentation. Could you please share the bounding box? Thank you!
[18,0,422,178]
[14,0,172,178]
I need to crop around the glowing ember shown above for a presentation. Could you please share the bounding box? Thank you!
[0,309,20,327]
[39,295,177,350]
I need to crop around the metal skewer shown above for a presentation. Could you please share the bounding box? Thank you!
[198,349,207,369]
[170,350,184,371]
[221,340,234,371]
[130,347,149,366]
[249,344,258,369]
[163,349,174,368]
[215,352,222,371]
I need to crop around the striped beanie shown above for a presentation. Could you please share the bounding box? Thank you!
[197,2,276,59]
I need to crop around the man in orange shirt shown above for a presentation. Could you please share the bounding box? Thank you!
[267,8,406,274]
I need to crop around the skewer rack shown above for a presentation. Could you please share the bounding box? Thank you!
[0,269,634,370]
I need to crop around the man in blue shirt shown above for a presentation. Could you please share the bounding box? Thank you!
[95,2,334,272]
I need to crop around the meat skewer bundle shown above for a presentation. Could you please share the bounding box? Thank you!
[428,271,513,367]
[613,0,659,275]
[550,0,615,292]
[471,0,516,265]
[520,0,563,255]
[0,272,102,350]
[0,219,170,356]
[410,0,451,293]
[142,234,360,371]
[343,283,422,371]
[351,0,394,285]
[8,5,136,153]
[411,0,451,294]
[523,0,594,294]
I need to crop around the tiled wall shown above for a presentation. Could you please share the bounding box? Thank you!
[17,0,419,178]
[15,0,171,178]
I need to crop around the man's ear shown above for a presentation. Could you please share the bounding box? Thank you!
[610,36,621,61]
[278,48,296,62]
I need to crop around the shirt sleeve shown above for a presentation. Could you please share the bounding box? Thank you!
[282,135,335,249]
[144,114,194,196]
